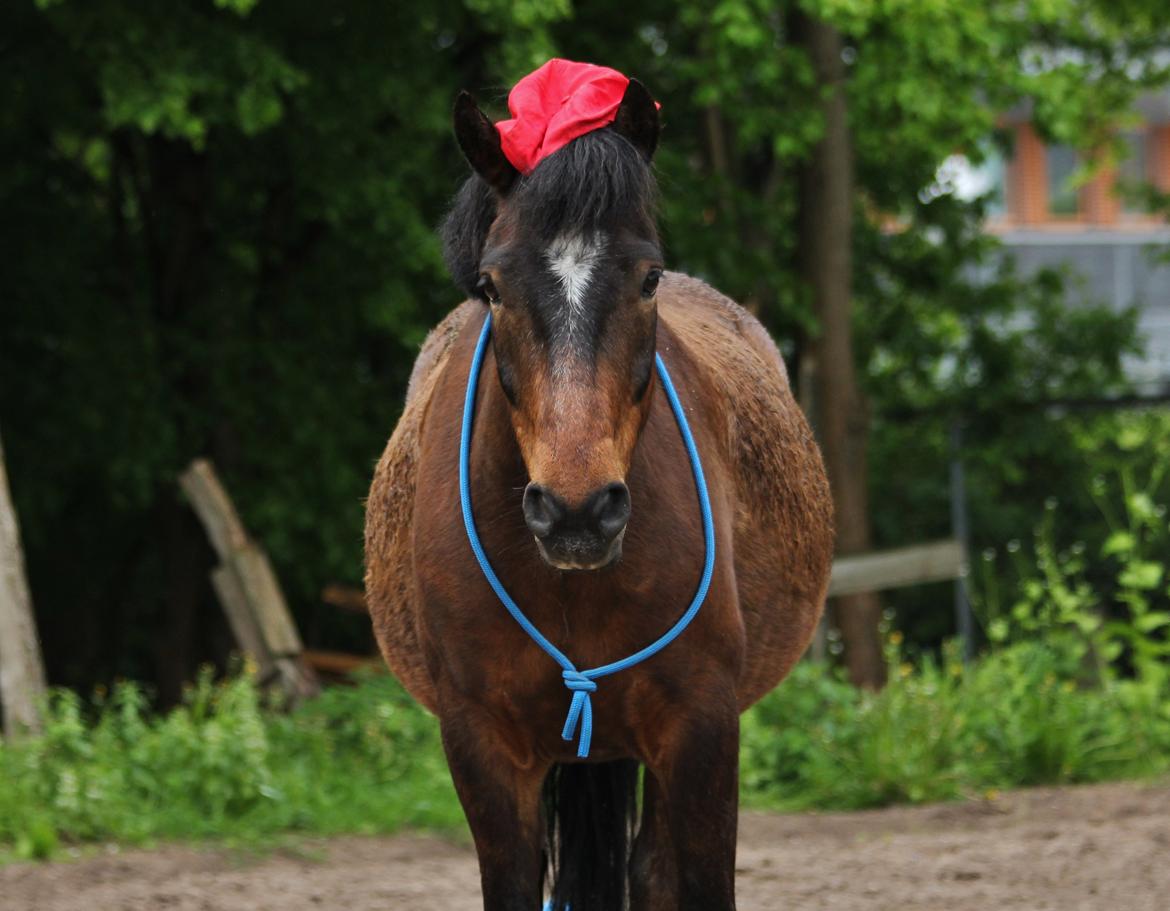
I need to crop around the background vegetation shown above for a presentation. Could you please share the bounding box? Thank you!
[4,0,1168,695]
[2,0,1170,860]
[4,444,1169,858]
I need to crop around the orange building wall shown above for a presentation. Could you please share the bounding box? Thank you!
[1155,126,1170,192]
[1012,125,1047,225]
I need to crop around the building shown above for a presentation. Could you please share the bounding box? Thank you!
[951,92,1170,391]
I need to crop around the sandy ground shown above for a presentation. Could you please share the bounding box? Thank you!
[4,780,1169,910]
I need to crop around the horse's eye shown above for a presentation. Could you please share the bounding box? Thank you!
[476,274,500,306]
[641,269,662,299]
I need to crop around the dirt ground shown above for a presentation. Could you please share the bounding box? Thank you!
[4,780,1169,910]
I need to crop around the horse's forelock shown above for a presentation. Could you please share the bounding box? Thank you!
[513,128,658,242]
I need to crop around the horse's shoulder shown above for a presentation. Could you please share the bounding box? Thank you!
[371,299,478,511]
[658,272,828,538]
[658,272,790,393]
[406,300,480,407]
[368,298,477,548]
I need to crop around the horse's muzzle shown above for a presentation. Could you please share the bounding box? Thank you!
[522,481,630,570]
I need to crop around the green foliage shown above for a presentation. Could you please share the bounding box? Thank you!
[978,419,1170,688]
[2,0,1168,689]
[741,639,1170,812]
[744,424,1170,811]
[853,180,1144,644]
[0,669,462,859]
[1,0,504,686]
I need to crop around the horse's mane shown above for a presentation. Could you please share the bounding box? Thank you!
[441,128,659,296]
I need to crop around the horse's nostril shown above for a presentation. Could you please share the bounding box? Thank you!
[591,481,631,540]
[522,483,563,539]
[525,481,629,557]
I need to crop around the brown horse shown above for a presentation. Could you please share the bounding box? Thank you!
[365,76,834,911]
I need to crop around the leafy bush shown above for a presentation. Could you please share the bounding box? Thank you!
[4,639,1167,860]
[740,638,1170,812]
[978,412,1170,685]
[0,669,462,859]
[739,458,1170,814]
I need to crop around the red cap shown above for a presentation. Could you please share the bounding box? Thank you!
[496,59,654,174]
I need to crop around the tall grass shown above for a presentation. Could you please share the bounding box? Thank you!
[741,639,1170,810]
[0,670,462,859]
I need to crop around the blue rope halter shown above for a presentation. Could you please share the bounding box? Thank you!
[458,311,716,759]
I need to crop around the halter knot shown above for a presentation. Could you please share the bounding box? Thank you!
[561,670,597,693]
[560,670,597,758]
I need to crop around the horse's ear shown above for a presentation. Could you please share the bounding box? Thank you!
[454,91,519,195]
[612,78,659,162]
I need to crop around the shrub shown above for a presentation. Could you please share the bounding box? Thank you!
[0,668,461,858]
[739,637,1170,812]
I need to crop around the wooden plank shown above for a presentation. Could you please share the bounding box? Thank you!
[321,583,369,614]
[0,430,47,737]
[228,547,303,656]
[180,458,318,704]
[211,564,274,677]
[271,656,321,704]
[829,540,964,598]
[303,649,380,676]
[178,459,249,560]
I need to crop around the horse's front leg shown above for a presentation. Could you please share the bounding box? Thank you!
[646,690,740,911]
[438,697,547,911]
[629,769,678,911]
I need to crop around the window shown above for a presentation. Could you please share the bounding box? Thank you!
[980,150,1008,217]
[1046,144,1079,216]
[1117,130,1149,215]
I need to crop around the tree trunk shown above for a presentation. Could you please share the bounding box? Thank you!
[795,13,886,688]
[0,427,48,736]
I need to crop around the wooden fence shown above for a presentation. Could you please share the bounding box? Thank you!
[828,540,965,597]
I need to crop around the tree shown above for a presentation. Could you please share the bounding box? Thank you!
[792,13,884,686]
[0,427,47,736]
[2,0,1166,693]
[1,0,540,696]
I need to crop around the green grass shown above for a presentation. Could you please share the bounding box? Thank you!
[3,638,1169,861]
[741,639,1170,810]
[0,670,463,860]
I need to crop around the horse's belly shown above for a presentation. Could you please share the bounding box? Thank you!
[733,525,828,710]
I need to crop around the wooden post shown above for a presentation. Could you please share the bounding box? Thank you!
[0,429,48,737]
[949,421,975,663]
[180,458,318,705]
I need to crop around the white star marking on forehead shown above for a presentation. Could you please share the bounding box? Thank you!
[544,233,604,346]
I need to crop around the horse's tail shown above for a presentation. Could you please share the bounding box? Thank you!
[542,759,640,911]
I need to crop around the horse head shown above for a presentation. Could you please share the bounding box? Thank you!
[442,79,662,571]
